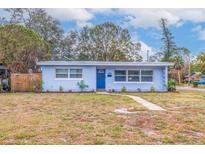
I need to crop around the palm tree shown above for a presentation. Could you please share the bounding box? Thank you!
[173,55,184,84]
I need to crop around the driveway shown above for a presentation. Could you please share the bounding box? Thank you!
[176,86,205,92]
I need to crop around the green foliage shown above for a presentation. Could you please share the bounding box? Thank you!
[77,80,89,91]
[192,82,198,88]
[173,55,185,84]
[168,79,176,92]
[160,18,176,62]
[0,24,51,73]
[4,9,63,59]
[76,22,142,61]
[150,86,156,92]
[173,55,184,70]
[59,86,63,92]
[191,52,205,74]
[121,86,127,92]
[33,80,43,92]
[0,84,3,92]
[3,9,142,62]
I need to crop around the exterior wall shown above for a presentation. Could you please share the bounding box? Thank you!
[41,65,167,92]
[42,66,96,92]
[105,66,167,92]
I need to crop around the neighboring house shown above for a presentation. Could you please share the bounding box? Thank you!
[37,61,173,92]
[184,72,202,82]
[201,75,205,81]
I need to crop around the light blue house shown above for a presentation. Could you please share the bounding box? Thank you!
[37,61,173,92]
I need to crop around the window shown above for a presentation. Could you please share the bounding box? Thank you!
[115,70,126,81]
[114,69,154,83]
[70,69,82,78]
[128,70,140,82]
[56,68,68,78]
[141,70,153,82]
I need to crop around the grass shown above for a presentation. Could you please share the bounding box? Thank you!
[0,91,205,144]
[179,83,205,89]
[127,90,205,144]
[0,93,145,144]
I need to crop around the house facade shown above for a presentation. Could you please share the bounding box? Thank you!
[37,61,173,92]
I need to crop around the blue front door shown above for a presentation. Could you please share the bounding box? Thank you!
[97,69,106,89]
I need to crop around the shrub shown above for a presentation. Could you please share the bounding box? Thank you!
[150,86,156,92]
[121,86,126,92]
[59,86,63,92]
[77,80,89,91]
[0,84,3,92]
[168,79,176,92]
[137,88,141,92]
[192,81,198,88]
[33,80,43,92]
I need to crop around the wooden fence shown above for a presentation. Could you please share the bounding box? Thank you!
[10,73,42,92]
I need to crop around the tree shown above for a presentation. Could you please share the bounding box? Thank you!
[160,18,176,62]
[192,52,205,74]
[5,8,26,24]
[4,8,64,59]
[25,9,63,59]
[76,22,141,61]
[0,24,50,73]
[77,26,96,60]
[173,55,184,84]
[59,31,78,60]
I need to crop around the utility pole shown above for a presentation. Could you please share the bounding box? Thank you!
[147,50,150,62]
[188,54,191,86]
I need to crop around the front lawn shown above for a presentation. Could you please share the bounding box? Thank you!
[0,91,205,144]
[0,93,145,144]
[129,90,205,144]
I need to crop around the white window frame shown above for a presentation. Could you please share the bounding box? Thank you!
[114,70,127,82]
[55,67,83,80]
[55,68,68,79]
[114,69,154,83]
[70,68,83,79]
[127,70,140,82]
[141,70,153,82]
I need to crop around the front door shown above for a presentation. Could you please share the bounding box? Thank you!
[96,69,105,89]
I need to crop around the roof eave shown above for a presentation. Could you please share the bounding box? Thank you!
[36,61,173,67]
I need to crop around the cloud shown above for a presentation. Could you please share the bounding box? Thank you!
[138,41,157,61]
[46,8,93,22]
[76,21,93,28]
[3,8,205,29]
[88,8,114,14]
[118,9,205,28]
[192,25,205,41]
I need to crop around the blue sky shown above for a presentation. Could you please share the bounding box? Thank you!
[2,8,205,57]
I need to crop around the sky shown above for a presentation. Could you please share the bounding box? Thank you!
[1,8,205,58]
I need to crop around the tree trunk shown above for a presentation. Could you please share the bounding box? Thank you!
[178,70,181,84]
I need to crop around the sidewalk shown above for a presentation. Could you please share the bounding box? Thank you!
[176,86,205,92]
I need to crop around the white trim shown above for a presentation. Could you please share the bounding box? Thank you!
[54,78,83,80]
[141,70,153,82]
[113,82,154,84]
[37,61,174,67]
[54,67,83,80]
[165,66,168,86]
[114,69,154,83]
[55,67,69,79]
[70,68,83,79]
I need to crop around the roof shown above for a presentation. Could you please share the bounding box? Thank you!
[37,61,173,67]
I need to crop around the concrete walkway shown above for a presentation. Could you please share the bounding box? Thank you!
[125,95,166,111]
[177,86,205,92]
[96,91,166,111]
